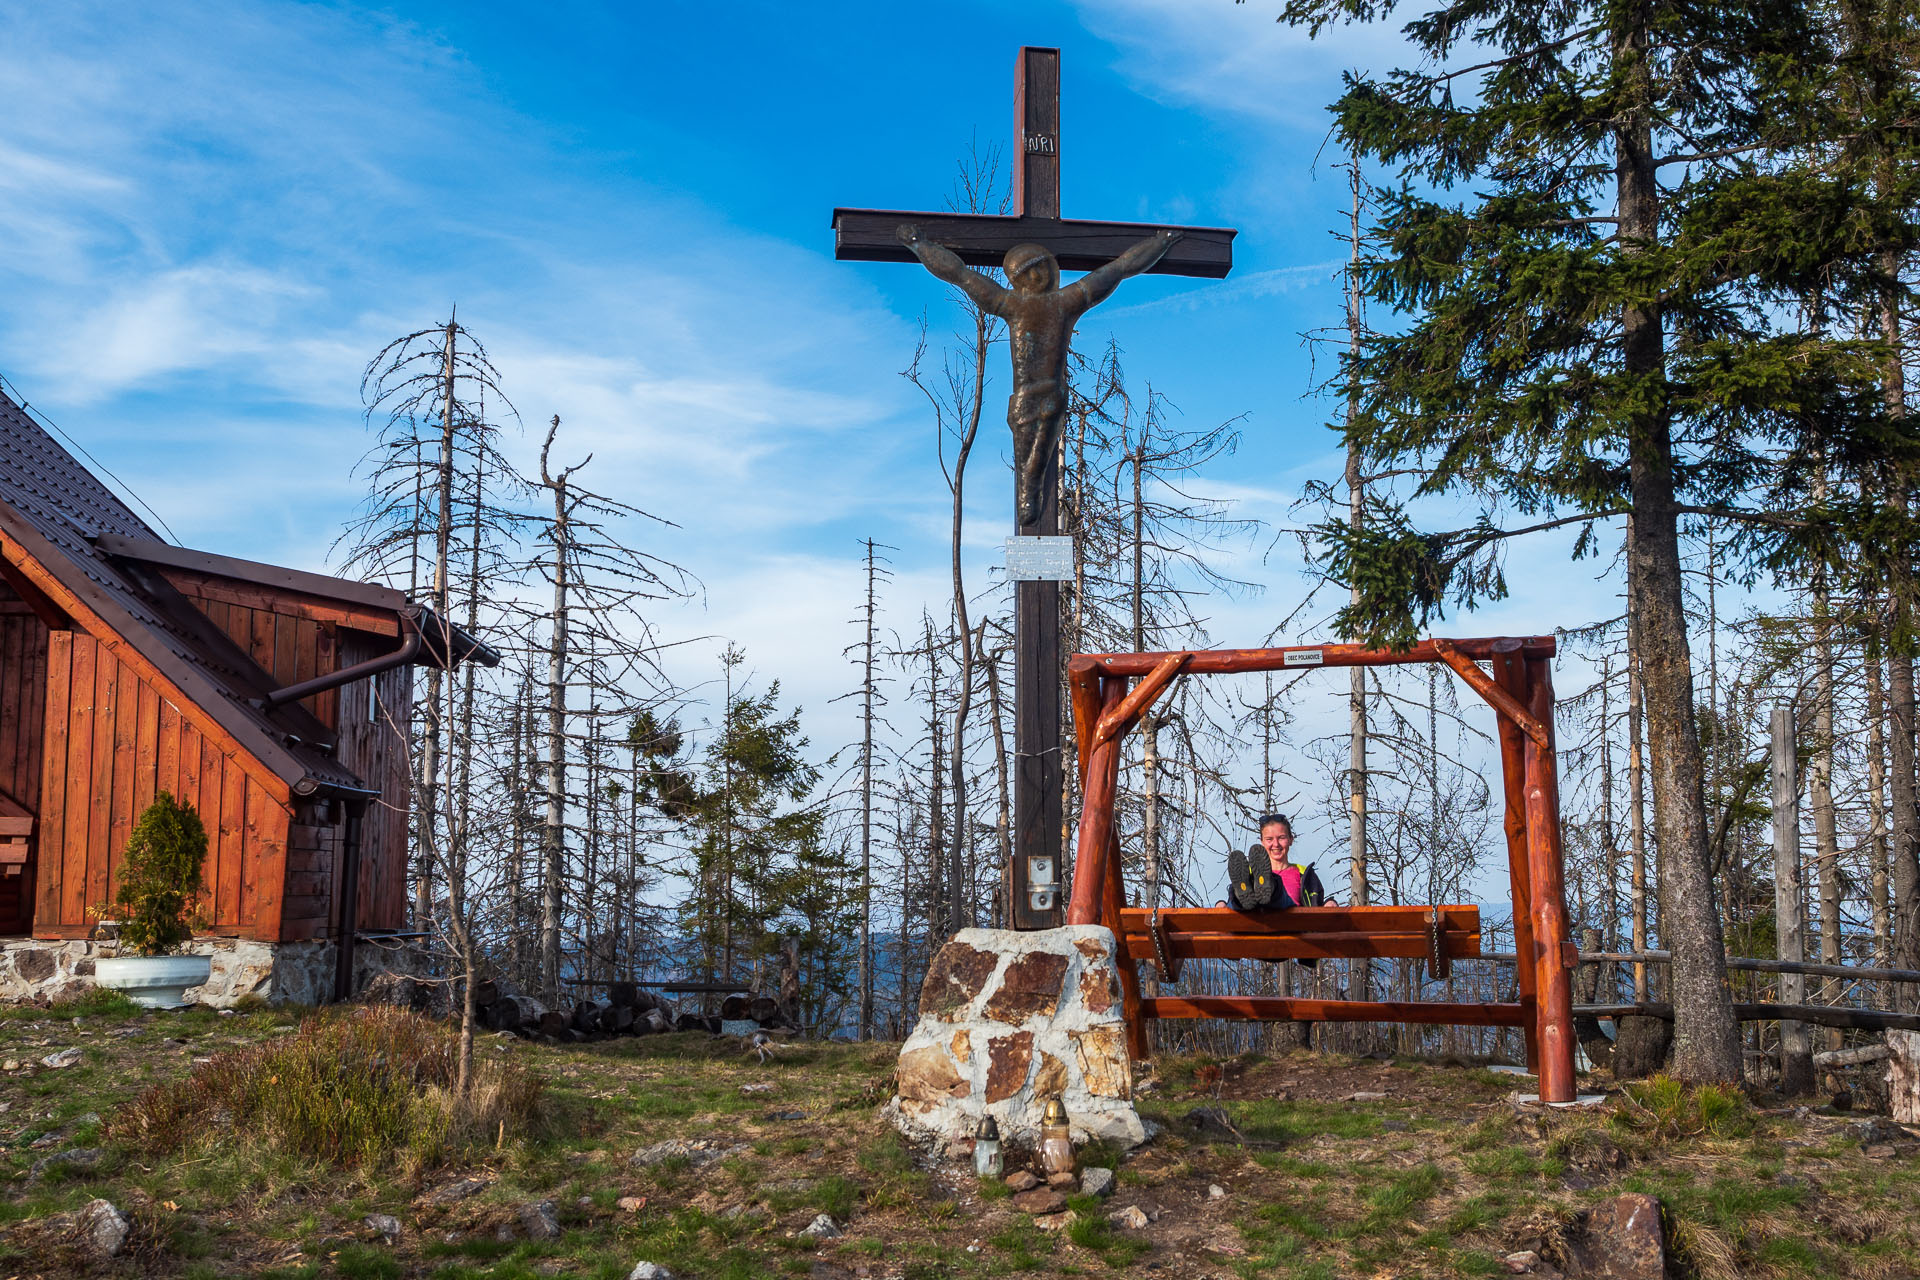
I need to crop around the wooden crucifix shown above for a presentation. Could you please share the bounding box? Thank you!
[833,46,1235,930]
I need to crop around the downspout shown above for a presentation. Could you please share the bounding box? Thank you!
[263,621,425,708]
[332,796,369,1002]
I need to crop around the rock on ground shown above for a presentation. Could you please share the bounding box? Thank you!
[1181,1105,1245,1143]
[79,1200,129,1258]
[1010,1188,1068,1215]
[630,1136,751,1169]
[628,1265,675,1280]
[364,1214,401,1242]
[799,1214,842,1239]
[1556,1192,1665,1280]
[29,1146,101,1182]
[1109,1205,1150,1229]
[420,1178,489,1206]
[1003,1170,1039,1192]
[518,1200,561,1240]
[40,1047,82,1069]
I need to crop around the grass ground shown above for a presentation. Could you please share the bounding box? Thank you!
[0,995,1915,1279]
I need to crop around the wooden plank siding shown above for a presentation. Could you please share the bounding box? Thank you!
[335,632,412,933]
[179,593,341,732]
[172,581,415,935]
[29,631,294,939]
[280,802,337,942]
[0,594,50,933]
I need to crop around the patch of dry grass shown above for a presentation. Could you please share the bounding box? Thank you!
[113,1005,542,1169]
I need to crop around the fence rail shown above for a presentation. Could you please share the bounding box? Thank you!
[1480,950,1920,986]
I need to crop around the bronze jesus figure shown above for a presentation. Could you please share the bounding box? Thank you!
[898,226,1182,526]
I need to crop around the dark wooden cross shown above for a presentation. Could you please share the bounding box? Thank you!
[833,47,1235,930]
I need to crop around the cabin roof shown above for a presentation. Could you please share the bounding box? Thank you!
[0,389,483,798]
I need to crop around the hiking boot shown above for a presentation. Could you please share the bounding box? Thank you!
[1228,848,1252,910]
[1245,846,1275,908]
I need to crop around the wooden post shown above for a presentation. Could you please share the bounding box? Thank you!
[1490,642,1540,1072]
[1522,656,1578,1103]
[1067,676,1125,927]
[1772,705,1814,1094]
[1007,46,1064,931]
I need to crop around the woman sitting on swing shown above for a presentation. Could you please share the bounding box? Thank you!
[1228,813,1327,911]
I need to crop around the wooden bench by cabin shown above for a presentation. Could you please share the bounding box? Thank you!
[1065,637,1578,1103]
[0,792,33,936]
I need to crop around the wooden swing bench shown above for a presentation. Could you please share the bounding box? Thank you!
[1066,636,1579,1103]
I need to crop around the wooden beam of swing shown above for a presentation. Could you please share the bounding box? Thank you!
[1121,931,1482,962]
[1431,638,1551,748]
[1118,905,1482,933]
[1076,636,1556,677]
[1142,996,1529,1027]
[1069,663,1104,784]
[1092,651,1191,749]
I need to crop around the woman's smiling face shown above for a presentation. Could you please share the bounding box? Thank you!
[1260,819,1293,862]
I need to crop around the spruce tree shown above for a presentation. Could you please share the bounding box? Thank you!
[1278,0,1912,1080]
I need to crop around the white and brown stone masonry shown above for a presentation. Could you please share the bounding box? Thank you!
[885,925,1146,1150]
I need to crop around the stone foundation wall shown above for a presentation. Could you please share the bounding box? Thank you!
[0,934,434,1008]
[886,924,1146,1149]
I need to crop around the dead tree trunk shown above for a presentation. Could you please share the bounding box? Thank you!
[538,417,577,1002]
[1771,706,1813,1094]
[986,635,1014,928]
[1343,160,1372,1010]
[416,315,459,924]
[1869,641,1892,1002]
[1810,536,1843,1050]
[858,539,880,1039]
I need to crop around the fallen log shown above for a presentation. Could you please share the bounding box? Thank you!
[1578,1003,1920,1032]
[747,995,781,1023]
[1815,1043,1893,1068]
[488,994,544,1032]
[720,994,750,1020]
[609,981,656,1011]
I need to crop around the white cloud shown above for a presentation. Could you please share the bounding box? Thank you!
[1102,258,1344,319]
[1073,0,1421,129]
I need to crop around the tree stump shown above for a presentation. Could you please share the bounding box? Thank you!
[1889,1030,1920,1124]
[1613,1015,1672,1079]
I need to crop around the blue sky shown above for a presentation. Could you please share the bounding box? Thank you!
[0,1,1624,897]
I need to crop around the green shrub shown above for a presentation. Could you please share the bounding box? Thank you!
[114,1006,543,1167]
[108,792,208,955]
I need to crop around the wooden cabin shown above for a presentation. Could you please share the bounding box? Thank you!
[0,389,493,1001]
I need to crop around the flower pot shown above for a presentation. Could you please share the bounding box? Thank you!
[94,954,213,1009]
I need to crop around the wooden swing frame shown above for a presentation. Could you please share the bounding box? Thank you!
[1066,635,1579,1104]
